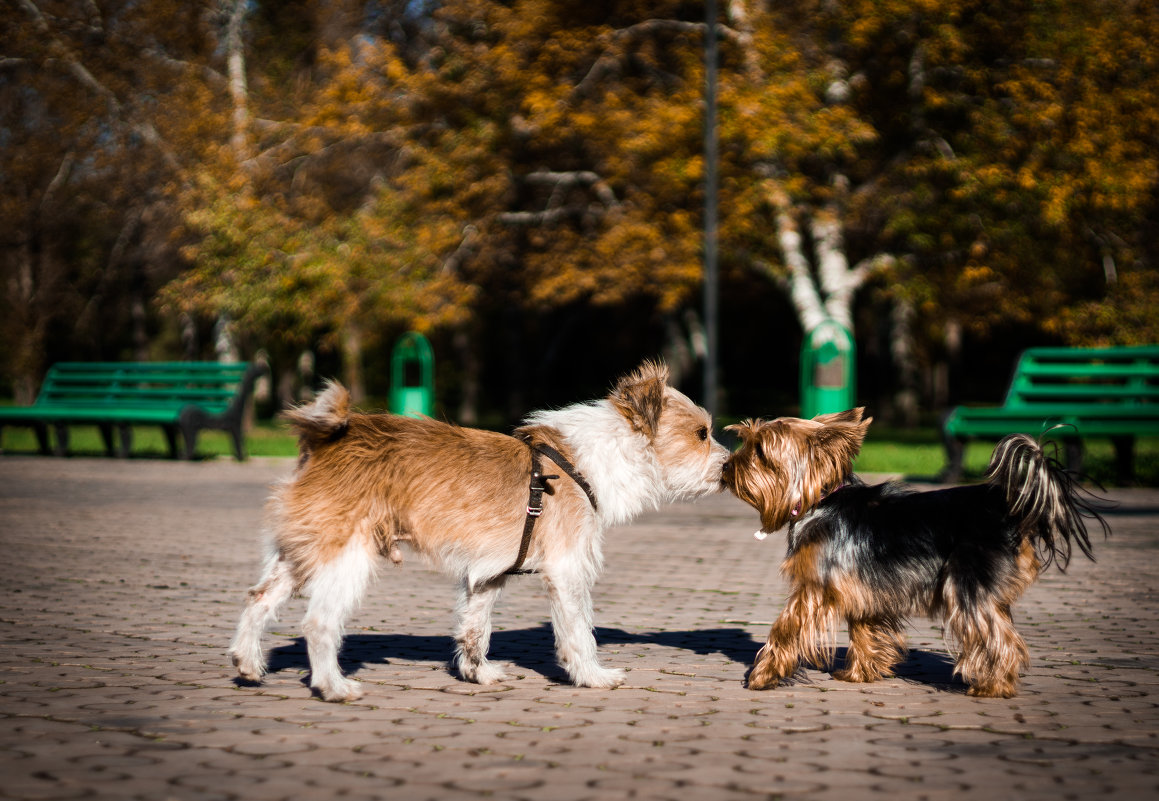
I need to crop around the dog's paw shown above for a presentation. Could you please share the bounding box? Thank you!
[745,674,779,691]
[573,666,626,689]
[967,683,1017,699]
[470,661,509,685]
[833,667,884,683]
[315,677,364,703]
[229,649,266,682]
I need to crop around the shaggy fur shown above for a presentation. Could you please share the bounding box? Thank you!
[723,410,1106,698]
[229,360,727,701]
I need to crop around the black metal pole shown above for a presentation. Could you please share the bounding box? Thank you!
[703,0,720,419]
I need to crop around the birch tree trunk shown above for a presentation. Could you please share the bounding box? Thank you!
[768,188,886,338]
[225,0,250,161]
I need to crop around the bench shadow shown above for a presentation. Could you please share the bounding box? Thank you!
[247,624,965,693]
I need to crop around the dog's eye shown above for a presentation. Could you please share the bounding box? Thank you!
[697,426,708,442]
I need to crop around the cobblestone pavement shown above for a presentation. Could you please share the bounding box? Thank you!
[1,456,1157,801]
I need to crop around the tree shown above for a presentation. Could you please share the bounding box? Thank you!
[0,0,216,400]
[828,0,1159,398]
[157,0,1159,417]
[6,0,1155,424]
[159,2,477,401]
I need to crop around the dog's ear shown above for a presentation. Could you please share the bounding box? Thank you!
[808,412,872,483]
[724,419,761,442]
[811,407,864,425]
[610,360,669,438]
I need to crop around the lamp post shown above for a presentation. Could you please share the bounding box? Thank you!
[703,0,720,418]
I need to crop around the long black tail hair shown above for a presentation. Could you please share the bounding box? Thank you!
[985,433,1109,571]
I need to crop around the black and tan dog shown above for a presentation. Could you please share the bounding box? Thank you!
[723,409,1107,697]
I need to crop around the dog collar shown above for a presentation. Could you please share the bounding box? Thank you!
[789,481,848,518]
[758,479,849,540]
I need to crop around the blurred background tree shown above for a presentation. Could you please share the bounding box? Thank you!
[3,0,1156,424]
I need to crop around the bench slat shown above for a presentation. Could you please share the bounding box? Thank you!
[40,389,237,403]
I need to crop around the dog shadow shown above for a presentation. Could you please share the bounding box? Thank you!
[735,646,965,693]
[253,624,759,686]
[854,647,966,693]
[247,625,966,694]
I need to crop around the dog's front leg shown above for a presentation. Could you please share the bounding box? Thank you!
[543,572,625,689]
[748,588,829,690]
[454,577,508,684]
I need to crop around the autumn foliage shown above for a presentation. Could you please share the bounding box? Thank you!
[2,1,1156,416]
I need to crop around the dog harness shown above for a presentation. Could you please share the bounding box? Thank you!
[506,439,598,575]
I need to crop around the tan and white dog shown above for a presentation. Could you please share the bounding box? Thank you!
[229,361,727,701]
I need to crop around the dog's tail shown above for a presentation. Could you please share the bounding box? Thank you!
[984,433,1108,571]
[282,380,351,456]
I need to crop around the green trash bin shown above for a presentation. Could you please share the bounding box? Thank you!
[800,319,856,419]
[390,332,434,418]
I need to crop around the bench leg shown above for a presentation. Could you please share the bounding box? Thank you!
[32,423,51,455]
[229,425,245,461]
[181,425,198,460]
[1112,436,1136,485]
[160,426,180,459]
[116,425,133,459]
[98,424,116,457]
[53,424,69,457]
[941,434,966,483]
[1062,438,1084,475]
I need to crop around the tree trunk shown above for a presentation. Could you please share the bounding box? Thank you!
[890,299,920,427]
[11,239,42,405]
[131,294,150,361]
[769,189,877,337]
[225,0,250,161]
[341,323,366,404]
[662,309,707,393]
[453,328,480,426]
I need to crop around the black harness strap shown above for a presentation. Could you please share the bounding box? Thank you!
[533,443,599,512]
[506,440,598,575]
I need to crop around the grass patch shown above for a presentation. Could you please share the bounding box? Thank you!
[856,428,1159,486]
[2,418,1155,485]
[0,420,300,460]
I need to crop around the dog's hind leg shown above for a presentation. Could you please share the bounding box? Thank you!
[300,538,377,702]
[834,617,907,683]
[950,602,1030,698]
[229,550,295,682]
[454,577,509,684]
[544,571,625,689]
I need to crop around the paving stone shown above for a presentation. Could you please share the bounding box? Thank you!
[2,458,1159,801]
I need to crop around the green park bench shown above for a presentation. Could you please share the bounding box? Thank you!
[0,361,266,461]
[941,345,1159,483]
